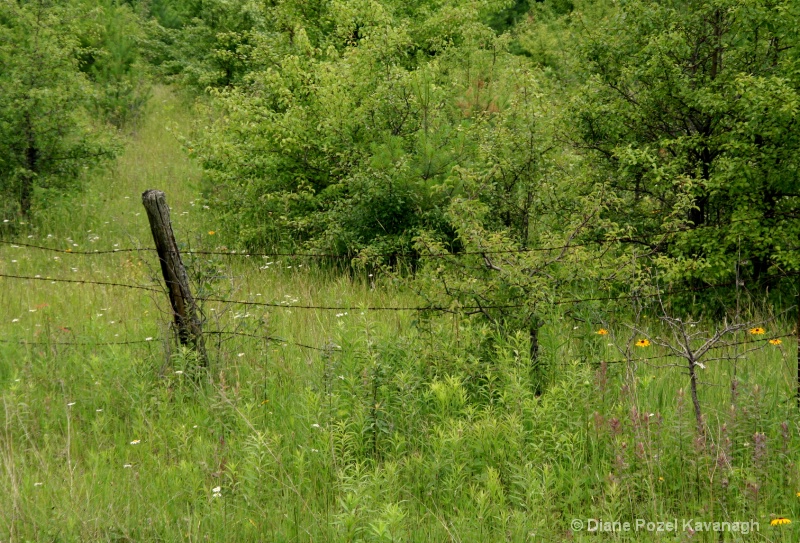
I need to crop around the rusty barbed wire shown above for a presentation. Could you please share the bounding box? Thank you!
[2,270,798,312]
[0,273,162,293]
[0,337,161,346]
[3,210,797,259]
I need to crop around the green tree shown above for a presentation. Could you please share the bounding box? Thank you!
[574,0,800,286]
[410,67,609,392]
[141,0,274,90]
[193,0,515,256]
[76,0,151,128]
[0,0,116,217]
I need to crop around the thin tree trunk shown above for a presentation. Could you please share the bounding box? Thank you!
[796,278,800,408]
[21,116,37,216]
[530,319,542,396]
[688,359,703,434]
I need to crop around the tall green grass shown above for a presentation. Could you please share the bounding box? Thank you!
[1,87,799,542]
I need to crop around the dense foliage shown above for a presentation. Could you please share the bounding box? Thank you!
[163,0,800,302]
[0,0,151,218]
[575,0,800,285]
[7,0,797,298]
[183,0,551,258]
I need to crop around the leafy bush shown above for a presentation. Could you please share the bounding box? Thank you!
[191,1,576,260]
[573,0,800,285]
[0,0,118,218]
[76,0,152,128]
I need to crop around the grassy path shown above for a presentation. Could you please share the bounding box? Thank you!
[37,85,204,243]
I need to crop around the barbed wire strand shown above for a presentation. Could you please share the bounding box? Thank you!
[205,330,335,352]
[0,240,153,254]
[2,210,797,259]
[3,270,798,312]
[0,332,328,351]
[556,333,794,366]
[2,331,790,361]
[0,273,162,293]
[0,337,161,346]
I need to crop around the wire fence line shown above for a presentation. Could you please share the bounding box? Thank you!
[0,273,163,293]
[204,330,335,351]
[3,210,798,259]
[0,240,154,254]
[1,231,794,358]
[0,333,327,351]
[0,337,161,346]
[2,222,798,362]
[0,272,492,311]
[587,333,796,365]
[1,332,791,366]
[2,269,798,313]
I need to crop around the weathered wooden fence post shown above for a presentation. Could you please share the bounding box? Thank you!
[142,189,206,365]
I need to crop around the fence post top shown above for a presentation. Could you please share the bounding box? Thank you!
[142,189,166,201]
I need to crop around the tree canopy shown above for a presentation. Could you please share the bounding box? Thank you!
[575,0,800,284]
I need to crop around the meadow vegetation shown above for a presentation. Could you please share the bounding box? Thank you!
[1,0,800,541]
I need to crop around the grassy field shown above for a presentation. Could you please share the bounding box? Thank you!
[1,87,800,542]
